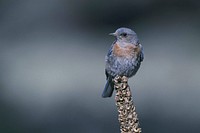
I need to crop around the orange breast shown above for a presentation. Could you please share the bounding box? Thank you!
[113,43,140,58]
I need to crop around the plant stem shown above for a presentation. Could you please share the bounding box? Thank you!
[113,76,141,133]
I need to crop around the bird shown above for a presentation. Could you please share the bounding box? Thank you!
[102,27,144,98]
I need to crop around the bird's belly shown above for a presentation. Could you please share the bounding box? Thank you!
[107,57,140,77]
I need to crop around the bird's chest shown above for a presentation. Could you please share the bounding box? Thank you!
[113,43,140,58]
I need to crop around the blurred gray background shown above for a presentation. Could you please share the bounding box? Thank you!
[0,0,200,133]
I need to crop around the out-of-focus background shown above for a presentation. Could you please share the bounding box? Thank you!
[0,0,200,133]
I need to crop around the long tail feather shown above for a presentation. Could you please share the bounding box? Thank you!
[102,78,114,98]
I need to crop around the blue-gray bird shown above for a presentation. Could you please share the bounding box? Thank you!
[102,27,144,98]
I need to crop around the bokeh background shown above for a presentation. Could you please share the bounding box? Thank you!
[0,0,200,133]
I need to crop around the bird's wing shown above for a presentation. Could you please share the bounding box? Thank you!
[139,43,144,62]
[107,40,116,57]
[105,40,116,79]
[105,69,109,79]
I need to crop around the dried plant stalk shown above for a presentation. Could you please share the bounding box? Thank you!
[113,76,141,133]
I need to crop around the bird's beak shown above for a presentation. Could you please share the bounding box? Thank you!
[109,32,117,36]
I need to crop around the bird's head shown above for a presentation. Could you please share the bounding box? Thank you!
[109,27,139,44]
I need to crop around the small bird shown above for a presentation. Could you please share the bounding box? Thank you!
[102,27,144,98]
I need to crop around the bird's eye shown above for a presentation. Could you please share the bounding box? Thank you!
[121,33,127,37]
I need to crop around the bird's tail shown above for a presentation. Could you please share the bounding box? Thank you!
[102,78,114,98]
